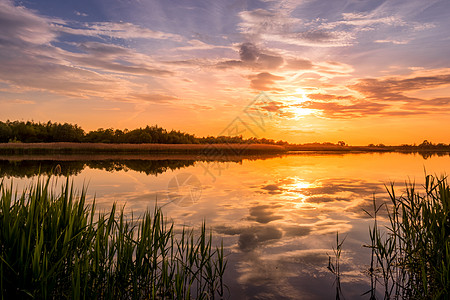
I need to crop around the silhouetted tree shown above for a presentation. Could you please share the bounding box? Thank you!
[0,120,290,145]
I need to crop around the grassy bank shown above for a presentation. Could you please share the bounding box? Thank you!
[2,143,450,159]
[286,145,390,152]
[0,142,287,155]
[0,178,226,299]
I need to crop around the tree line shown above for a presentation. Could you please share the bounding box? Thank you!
[0,120,288,145]
[368,140,450,149]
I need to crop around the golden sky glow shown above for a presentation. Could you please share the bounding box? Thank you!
[0,0,449,144]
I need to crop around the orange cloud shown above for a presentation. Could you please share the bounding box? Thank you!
[249,72,285,91]
[301,69,450,118]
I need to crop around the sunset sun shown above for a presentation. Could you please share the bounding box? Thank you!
[281,88,316,119]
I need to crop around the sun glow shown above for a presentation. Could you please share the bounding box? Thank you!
[295,88,309,103]
[282,88,315,119]
[278,177,316,203]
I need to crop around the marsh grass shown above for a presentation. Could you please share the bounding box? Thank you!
[0,177,226,299]
[328,175,449,299]
[327,232,346,300]
[363,175,450,299]
[0,142,286,155]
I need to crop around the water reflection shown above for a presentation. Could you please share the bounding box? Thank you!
[248,204,284,223]
[399,150,450,159]
[0,153,282,178]
[1,152,449,299]
[0,158,196,177]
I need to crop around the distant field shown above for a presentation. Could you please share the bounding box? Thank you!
[286,145,397,152]
[1,143,448,156]
[0,142,287,155]
[286,145,382,151]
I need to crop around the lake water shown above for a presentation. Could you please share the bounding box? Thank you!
[1,152,449,299]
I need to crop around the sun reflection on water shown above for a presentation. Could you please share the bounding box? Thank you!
[278,177,316,206]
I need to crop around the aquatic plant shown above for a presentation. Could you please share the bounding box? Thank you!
[327,232,346,300]
[364,175,450,299]
[0,177,226,299]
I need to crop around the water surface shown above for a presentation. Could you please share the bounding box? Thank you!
[1,152,449,299]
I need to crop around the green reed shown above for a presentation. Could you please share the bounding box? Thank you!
[328,175,449,299]
[327,232,346,300]
[0,177,226,299]
[364,175,450,299]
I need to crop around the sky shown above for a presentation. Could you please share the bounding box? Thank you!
[0,0,449,145]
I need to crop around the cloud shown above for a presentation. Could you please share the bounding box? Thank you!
[238,226,283,252]
[238,8,354,47]
[214,224,284,252]
[258,178,386,209]
[175,39,230,51]
[261,184,282,194]
[322,11,407,30]
[302,178,384,196]
[324,9,435,32]
[216,42,287,71]
[70,41,176,79]
[0,0,61,46]
[74,11,88,17]
[0,46,119,97]
[127,93,178,103]
[272,30,354,47]
[351,73,450,98]
[306,196,340,203]
[248,204,284,224]
[316,8,435,45]
[67,53,174,76]
[282,225,311,237]
[237,1,436,49]
[239,42,259,62]
[4,99,36,104]
[0,1,176,100]
[374,39,410,45]
[301,97,443,118]
[308,94,355,101]
[239,42,284,69]
[238,8,297,36]
[301,98,415,118]
[299,93,391,118]
[166,42,314,89]
[77,41,130,56]
[215,59,243,69]
[1,0,446,122]
[56,21,183,41]
[234,248,331,299]
[420,97,450,106]
[285,59,313,70]
[298,69,450,118]
[248,72,284,91]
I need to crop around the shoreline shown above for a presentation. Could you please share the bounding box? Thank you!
[0,142,286,155]
[0,142,449,156]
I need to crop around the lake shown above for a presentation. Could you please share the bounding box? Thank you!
[1,152,449,299]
